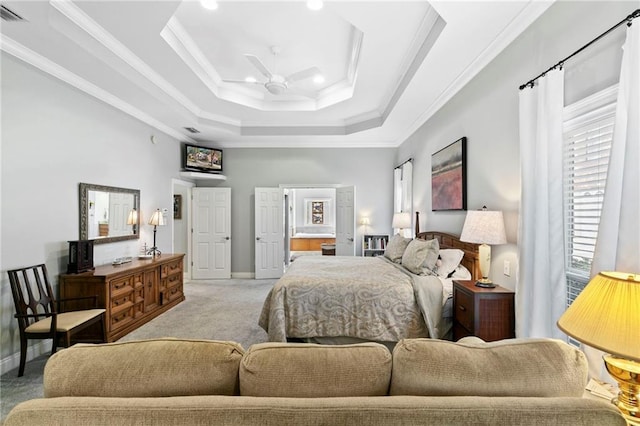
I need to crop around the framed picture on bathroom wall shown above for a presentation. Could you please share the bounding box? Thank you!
[305,199,331,226]
[431,137,467,211]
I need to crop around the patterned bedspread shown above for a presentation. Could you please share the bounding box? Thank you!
[258,255,447,342]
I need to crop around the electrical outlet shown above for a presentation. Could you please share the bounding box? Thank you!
[503,260,511,277]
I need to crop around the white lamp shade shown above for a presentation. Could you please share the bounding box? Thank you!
[148,209,165,226]
[460,210,506,245]
[360,217,370,226]
[126,209,138,225]
[392,212,411,229]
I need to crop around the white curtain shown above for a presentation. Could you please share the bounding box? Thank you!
[393,161,413,237]
[586,21,640,382]
[516,68,566,339]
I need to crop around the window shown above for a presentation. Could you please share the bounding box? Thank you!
[562,86,616,306]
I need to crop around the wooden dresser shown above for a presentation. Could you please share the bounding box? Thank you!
[59,253,185,342]
[452,280,515,342]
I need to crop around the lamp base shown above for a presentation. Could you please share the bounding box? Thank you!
[604,355,640,425]
[146,247,161,257]
[475,278,496,288]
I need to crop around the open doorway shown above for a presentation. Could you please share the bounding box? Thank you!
[286,187,337,265]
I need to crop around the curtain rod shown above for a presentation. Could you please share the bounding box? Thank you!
[519,8,639,90]
[394,158,413,169]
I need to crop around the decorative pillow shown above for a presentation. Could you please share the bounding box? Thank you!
[401,238,439,275]
[436,249,464,277]
[384,234,411,263]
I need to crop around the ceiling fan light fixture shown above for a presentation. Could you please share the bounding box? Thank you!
[200,0,218,10]
[245,76,257,83]
[307,0,323,11]
[313,74,325,84]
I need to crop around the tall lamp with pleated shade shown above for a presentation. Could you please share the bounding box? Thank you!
[392,212,411,236]
[459,206,506,287]
[146,209,165,257]
[558,271,640,424]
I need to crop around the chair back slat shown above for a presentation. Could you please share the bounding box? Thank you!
[7,264,55,328]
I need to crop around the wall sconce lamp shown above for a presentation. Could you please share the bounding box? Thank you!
[558,272,640,424]
[460,206,507,287]
[126,208,138,235]
[146,209,165,257]
[360,217,370,233]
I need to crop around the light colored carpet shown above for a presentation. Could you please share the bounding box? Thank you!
[0,278,275,422]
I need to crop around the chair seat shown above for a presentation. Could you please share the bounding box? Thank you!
[25,309,105,333]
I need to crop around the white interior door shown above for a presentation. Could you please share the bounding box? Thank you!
[255,187,284,279]
[336,186,356,256]
[192,188,231,279]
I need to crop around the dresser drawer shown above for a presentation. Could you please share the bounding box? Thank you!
[111,292,134,310]
[160,259,183,279]
[110,305,134,330]
[165,285,183,303]
[110,276,134,297]
[161,273,181,290]
[454,287,475,332]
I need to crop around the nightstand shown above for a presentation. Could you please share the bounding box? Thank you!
[452,280,515,342]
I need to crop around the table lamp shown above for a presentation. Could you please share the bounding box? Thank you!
[126,208,138,235]
[146,209,165,257]
[392,212,411,236]
[459,206,507,287]
[557,271,640,424]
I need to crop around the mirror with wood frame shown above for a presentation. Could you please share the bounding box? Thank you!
[79,183,140,244]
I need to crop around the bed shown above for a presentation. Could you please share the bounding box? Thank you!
[259,231,480,345]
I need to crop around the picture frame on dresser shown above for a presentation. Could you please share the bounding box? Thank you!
[431,137,467,211]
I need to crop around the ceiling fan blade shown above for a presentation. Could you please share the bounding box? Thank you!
[286,67,321,83]
[245,55,273,79]
[222,79,263,85]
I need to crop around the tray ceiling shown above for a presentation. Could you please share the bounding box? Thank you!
[0,1,554,147]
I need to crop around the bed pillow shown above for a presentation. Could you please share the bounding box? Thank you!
[436,249,464,277]
[401,238,439,275]
[450,264,472,280]
[384,234,411,263]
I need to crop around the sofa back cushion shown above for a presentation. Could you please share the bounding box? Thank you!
[240,342,392,397]
[390,338,588,397]
[44,338,244,398]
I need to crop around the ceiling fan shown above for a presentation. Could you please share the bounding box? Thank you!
[222,46,322,98]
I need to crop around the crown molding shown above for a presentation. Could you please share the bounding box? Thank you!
[0,35,195,143]
[392,1,556,147]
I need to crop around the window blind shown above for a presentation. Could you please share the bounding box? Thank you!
[563,116,613,279]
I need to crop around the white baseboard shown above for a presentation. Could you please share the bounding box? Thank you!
[0,341,49,376]
[231,272,255,279]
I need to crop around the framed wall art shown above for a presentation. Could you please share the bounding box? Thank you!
[173,194,182,220]
[431,137,467,211]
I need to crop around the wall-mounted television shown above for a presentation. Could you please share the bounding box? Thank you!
[183,143,223,174]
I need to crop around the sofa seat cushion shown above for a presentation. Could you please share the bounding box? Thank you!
[44,338,244,398]
[4,396,625,426]
[240,342,391,397]
[390,338,588,397]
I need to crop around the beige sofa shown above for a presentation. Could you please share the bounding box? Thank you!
[5,337,625,425]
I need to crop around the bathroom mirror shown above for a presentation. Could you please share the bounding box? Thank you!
[79,183,140,244]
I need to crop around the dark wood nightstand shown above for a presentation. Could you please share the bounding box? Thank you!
[452,280,515,342]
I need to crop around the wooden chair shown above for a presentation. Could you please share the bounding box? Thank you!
[7,264,106,377]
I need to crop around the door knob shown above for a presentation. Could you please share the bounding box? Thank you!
[348,238,354,242]
[256,237,261,241]
[225,237,230,240]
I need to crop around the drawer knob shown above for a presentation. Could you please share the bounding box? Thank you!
[459,305,466,311]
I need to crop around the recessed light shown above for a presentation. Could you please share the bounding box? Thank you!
[313,74,325,84]
[245,76,257,83]
[307,0,323,11]
[200,0,218,10]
